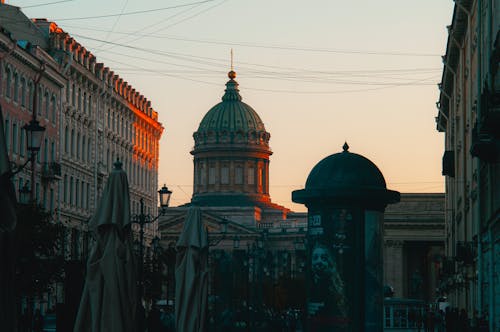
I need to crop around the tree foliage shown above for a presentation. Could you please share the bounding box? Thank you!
[14,204,65,298]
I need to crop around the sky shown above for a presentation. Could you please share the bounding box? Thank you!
[16,0,455,212]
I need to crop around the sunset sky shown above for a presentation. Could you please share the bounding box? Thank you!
[18,0,454,211]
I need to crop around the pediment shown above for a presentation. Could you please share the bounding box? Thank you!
[159,206,257,240]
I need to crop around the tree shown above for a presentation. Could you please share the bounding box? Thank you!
[14,204,65,299]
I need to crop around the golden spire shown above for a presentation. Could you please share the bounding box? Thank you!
[228,48,236,80]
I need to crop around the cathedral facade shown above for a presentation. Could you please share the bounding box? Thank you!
[158,70,445,315]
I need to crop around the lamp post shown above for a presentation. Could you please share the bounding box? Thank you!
[133,185,172,305]
[10,64,46,203]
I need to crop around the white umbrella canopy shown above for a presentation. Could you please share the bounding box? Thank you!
[74,160,137,332]
[0,106,18,332]
[175,206,209,332]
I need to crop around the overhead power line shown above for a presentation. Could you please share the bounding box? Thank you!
[60,23,440,57]
[51,0,217,21]
[72,32,441,79]
[22,0,75,8]
[98,0,227,53]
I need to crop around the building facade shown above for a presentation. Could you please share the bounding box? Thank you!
[437,1,499,329]
[1,2,164,309]
[159,71,445,320]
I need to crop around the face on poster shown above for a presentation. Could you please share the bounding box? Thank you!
[307,209,355,328]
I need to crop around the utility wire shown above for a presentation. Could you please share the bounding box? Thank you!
[97,0,226,53]
[72,32,441,80]
[96,47,439,84]
[22,0,75,8]
[59,23,440,57]
[51,0,217,21]
[95,0,129,49]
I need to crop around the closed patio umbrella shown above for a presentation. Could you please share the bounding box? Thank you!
[74,160,137,332]
[175,206,209,332]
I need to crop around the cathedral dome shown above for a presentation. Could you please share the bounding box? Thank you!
[191,71,276,210]
[193,71,270,147]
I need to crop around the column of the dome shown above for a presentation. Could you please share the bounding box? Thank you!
[264,159,269,195]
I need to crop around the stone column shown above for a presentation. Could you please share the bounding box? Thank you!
[384,240,404,298]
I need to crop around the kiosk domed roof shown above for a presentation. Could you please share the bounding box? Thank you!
[305,142,387,190]
[292,143,400,208]
[197,71,266,133]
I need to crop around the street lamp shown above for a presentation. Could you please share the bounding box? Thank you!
[132,185,172,304]
[11,118,45,174]
[10,64,46,204]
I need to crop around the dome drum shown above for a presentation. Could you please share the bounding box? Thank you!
[193,130,270,148]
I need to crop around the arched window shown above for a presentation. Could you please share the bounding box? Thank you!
[71,83,76,106]
[235,165,243,185]
[51,95,57,122]
[5,67,12,98]
[70,176,74,205]
[28,82,34,111]
[76,133,80,159]
[75,180,79,208]
[83,92,87,114]
[86,183,90,209]
[13,72,19,102]
[43,138,48,163]
[63,175,68,203]
[88,95,92,116]
[81,181,85,209]
[20,126,25,157]
[71,129,75,157]
[78,88,82,111]
[4,117,9,150]
[37,86,42,115]
[64,126,69,153]
[12,122,18,154]
[247,166,255,185]
[82,136,86,162]
[87,139,91,161]
[51,141,55,161]
[45,91,50,118]
[20,77,26,107]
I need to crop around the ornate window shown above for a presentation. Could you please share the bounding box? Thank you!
[82,136,86,162]
[76,133,81,159]
[13,72,19,102]
[12,122,17,154]
[235,166,243,184]
[21,77,26,106]
[51,95,57,123]
[64,126,69,153]
[209,165,216,185]
[221,165,229,184]
[248,166,254,185]
[45,92,50,118]
[5,67,11,98]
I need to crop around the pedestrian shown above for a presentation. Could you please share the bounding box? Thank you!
[146,306,163,332]
[426,309,435,332]
[459,308,469,332]
[435,310,445,332]
[32,309,43,332]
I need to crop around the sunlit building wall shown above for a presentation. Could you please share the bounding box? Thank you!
[1,2,164,310]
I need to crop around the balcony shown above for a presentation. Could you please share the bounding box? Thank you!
[455,241,475,265]
[470,88,500,162]
[41,162,62,181]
